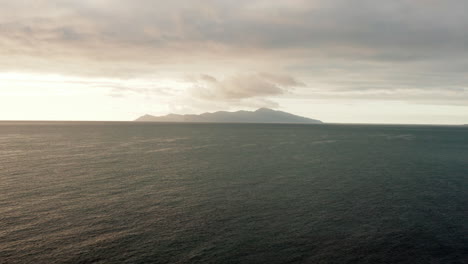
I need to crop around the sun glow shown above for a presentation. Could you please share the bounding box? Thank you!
[0,72,187,121]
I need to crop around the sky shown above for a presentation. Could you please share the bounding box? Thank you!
[0,0,467,124]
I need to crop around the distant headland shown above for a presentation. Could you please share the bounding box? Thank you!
[135,108,323,124]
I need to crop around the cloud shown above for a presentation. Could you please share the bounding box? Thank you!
[105,84,175,98]
[2,1,468,72]
[1,0,468,108]
[165,72,305,111]
[300,87,468,105]
[189,72,302,101]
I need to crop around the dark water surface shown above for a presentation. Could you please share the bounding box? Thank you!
[0,122,467,263]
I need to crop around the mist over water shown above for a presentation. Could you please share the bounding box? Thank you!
[0,122,467,263]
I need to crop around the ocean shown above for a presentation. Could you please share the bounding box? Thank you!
[0,122,467,263]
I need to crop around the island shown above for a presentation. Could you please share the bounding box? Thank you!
[135,108,323,124]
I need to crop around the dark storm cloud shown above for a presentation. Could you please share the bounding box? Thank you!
[1,0,468,104]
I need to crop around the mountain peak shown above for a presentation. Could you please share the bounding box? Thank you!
[135,109,322,124]
[255,107,276,113]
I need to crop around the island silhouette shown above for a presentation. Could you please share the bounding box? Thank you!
[135,108,322,124]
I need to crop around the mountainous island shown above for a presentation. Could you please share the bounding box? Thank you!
[135,108,323,124]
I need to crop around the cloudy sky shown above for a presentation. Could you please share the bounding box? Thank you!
[1,0,467,123]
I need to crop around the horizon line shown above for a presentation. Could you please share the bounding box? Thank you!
[0,120,466,126]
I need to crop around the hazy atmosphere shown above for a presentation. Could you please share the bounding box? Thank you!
[2,2,468,263]
[1,0,468,124]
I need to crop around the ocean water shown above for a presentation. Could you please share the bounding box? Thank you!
[0,122,467,264]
